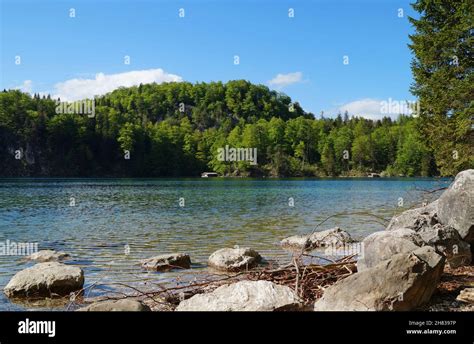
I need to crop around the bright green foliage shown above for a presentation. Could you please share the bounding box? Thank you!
[408,0,473,176]
[0,81,442,177]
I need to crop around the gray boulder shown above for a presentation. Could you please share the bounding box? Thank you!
[357,228,424,271]
[4,262,84,298]
[281,227,354,251]
[314,246,445,311]
[208,247,261,272]
[358,225,470,269]
[385,175,472,268]
[141,253,191,271]
[27,250,70,262]
[77,299,151,311]
[176,280,299,311]
[387,200,439,232]
[419,224,471,268]
[437,169,474,243]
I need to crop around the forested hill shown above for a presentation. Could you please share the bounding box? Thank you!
[0,80,449,177]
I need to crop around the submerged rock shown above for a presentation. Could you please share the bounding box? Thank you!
[27,250,70,263]
[176,280,299,311]
[314,246,445,311]
[141,253,191,271]
[4,262,84,298]
[77,299,151,311]
[281,227,354,251]
[437,169,474,243]
[208,247,262,272]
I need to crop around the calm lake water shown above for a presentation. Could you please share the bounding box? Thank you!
[0,178,450,310]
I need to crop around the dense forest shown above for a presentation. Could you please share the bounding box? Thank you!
[0,0,472,178]
[0,80,448,178]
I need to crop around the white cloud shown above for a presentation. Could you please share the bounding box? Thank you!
[268,72,303,88]
[338,98,415,120]
[14,80,33,93]
[52,68,182,101]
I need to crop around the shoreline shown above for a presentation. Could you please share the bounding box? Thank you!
[0,170,471,311]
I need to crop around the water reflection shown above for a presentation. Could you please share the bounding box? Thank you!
[0,178,449,310]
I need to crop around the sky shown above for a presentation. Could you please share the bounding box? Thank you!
[0,0,420,119]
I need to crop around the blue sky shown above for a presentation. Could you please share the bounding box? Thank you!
[1,0,419,118]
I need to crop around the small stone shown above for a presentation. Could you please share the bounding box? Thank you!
[77,299,151,311]
[281,227,354,251]
[208,247,261,271]
[27,250,70,262]
[140,253,191,271]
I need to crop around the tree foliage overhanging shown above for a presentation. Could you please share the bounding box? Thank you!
[408,0,473,176]
[0,80,441,177]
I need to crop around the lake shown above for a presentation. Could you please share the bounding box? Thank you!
[0,178,450,310]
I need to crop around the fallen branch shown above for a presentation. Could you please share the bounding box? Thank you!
[74,255,357,310]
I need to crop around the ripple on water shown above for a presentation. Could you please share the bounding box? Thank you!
[0,178,448,310]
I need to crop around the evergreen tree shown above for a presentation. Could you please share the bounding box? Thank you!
[408,0,473,176]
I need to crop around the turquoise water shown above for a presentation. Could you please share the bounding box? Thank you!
[0,178,450,310]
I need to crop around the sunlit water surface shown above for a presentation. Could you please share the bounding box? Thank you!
[0,178,449,310]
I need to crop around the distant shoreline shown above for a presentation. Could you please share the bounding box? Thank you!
[0,175,453,180]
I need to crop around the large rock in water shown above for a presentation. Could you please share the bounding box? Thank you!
[27,250,70,262]
[208,247,261,271]
[4,262,84,298]
[281,227,354,250]
[437,169,474,243]
[77,299,151,311]
[357,228,424,271]
[176,280,299,311]
[314,246,445,311]
[141,253,191,271]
